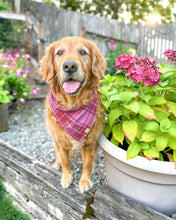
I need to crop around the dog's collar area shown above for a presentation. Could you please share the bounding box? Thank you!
[49,90,98,141]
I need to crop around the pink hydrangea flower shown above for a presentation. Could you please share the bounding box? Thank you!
[19,98,25,103]
[110,39,115,44]
[23,69,31,73]
[31,89,38,95]
[110,45,115,50]
[164,49,176,63]
[115,54,162,87]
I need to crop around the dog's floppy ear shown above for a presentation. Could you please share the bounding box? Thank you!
[39,42,56,84]
[91,42,106,79]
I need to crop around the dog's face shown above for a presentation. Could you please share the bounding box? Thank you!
[39,37,106,95]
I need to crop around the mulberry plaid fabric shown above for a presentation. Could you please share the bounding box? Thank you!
[49,91,98,142]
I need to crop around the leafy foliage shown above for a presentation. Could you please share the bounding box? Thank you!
[44,0,176,23]
[99,55,176,165]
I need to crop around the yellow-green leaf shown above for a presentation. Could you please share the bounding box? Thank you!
[156,135,168,151]
[109,108,122,128]
[112,123,124,144]
[168,101,176,117]
[122,120,138,142]
[148,96,167,105]
[138,102,156,120]
[140,131,157,142]
[127,143,140,160]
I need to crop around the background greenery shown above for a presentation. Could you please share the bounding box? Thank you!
[44,0,176,23]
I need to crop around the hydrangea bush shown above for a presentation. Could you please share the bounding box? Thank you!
[0,51,38,104]
[99,49,176,164]
[105,39,136,76]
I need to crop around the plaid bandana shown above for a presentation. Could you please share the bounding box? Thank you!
[49,91,98,142]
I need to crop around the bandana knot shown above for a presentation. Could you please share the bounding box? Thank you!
[49,91,98,142]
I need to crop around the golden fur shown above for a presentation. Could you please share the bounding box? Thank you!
[39,37,105,193]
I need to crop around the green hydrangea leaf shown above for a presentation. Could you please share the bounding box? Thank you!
[168,101,176,117]
[167,128,176,137]
[127,142,140,160]
[109,108,122,128]
[168,136,176,150]
[144,122,160,131]
[160,119,171,132]
[112,123,124,144]
[140,131,157,142]
[148,96,167,105]
[122,101,139,114]
[122,120,138,142]
[154,109,168,122]
[143,147,160,160]
[138,102,156,120]
[156,135,168,151]
[101,98,111,110]
[111,136,119,146]
[139,142,149,150]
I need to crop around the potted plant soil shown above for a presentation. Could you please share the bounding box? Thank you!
[98,49,176,216]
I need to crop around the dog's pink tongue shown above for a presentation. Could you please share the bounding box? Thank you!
[63,80,81,94]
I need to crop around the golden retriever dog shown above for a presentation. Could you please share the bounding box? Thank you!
[39,36,105,193]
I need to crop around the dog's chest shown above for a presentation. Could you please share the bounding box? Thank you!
[69,139,85,157]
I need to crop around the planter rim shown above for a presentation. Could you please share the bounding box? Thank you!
[98,134,176,175]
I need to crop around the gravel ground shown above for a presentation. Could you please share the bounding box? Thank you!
[0,99,107,188]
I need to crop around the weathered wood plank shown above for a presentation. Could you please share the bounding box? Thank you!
[0,140,172,220]
[92,187,172,220]
[0,11,26,21]
[0,141,91,219]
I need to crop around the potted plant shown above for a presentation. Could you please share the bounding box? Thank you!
[0,80,13,132]
[98,49,176,216]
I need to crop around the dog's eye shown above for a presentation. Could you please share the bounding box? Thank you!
[57,50,63,56]
[80,50,87,55]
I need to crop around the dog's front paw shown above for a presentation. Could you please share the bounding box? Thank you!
[79,178,92,194]
[61,172,73,189]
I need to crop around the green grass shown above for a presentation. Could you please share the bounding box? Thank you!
[0,178,30,220]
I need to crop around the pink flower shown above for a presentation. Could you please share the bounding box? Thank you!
[19,98,25,103]
[6,56,12,61]
[115,54,162,86]
[31,89,38,95]
[12,62,17,65]
[110,39,115,44]
[16,71,22,77]
[115,54,137,70]
[10,66,17,69]
[2,64,9,69]
[23,54,31,59]
[164,49,176,63]
[110,45,115,50]
[124,40,128,44]
[14,52,20,57]
[23,69,31,73]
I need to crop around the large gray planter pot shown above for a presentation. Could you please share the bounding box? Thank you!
[98,134,176,216]
[0,103,9,132]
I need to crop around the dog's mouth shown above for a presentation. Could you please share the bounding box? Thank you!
[63,79,85,95]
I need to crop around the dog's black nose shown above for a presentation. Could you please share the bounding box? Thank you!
[63,60,78,74]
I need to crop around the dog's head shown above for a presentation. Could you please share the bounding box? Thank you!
[39,37,106,95]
